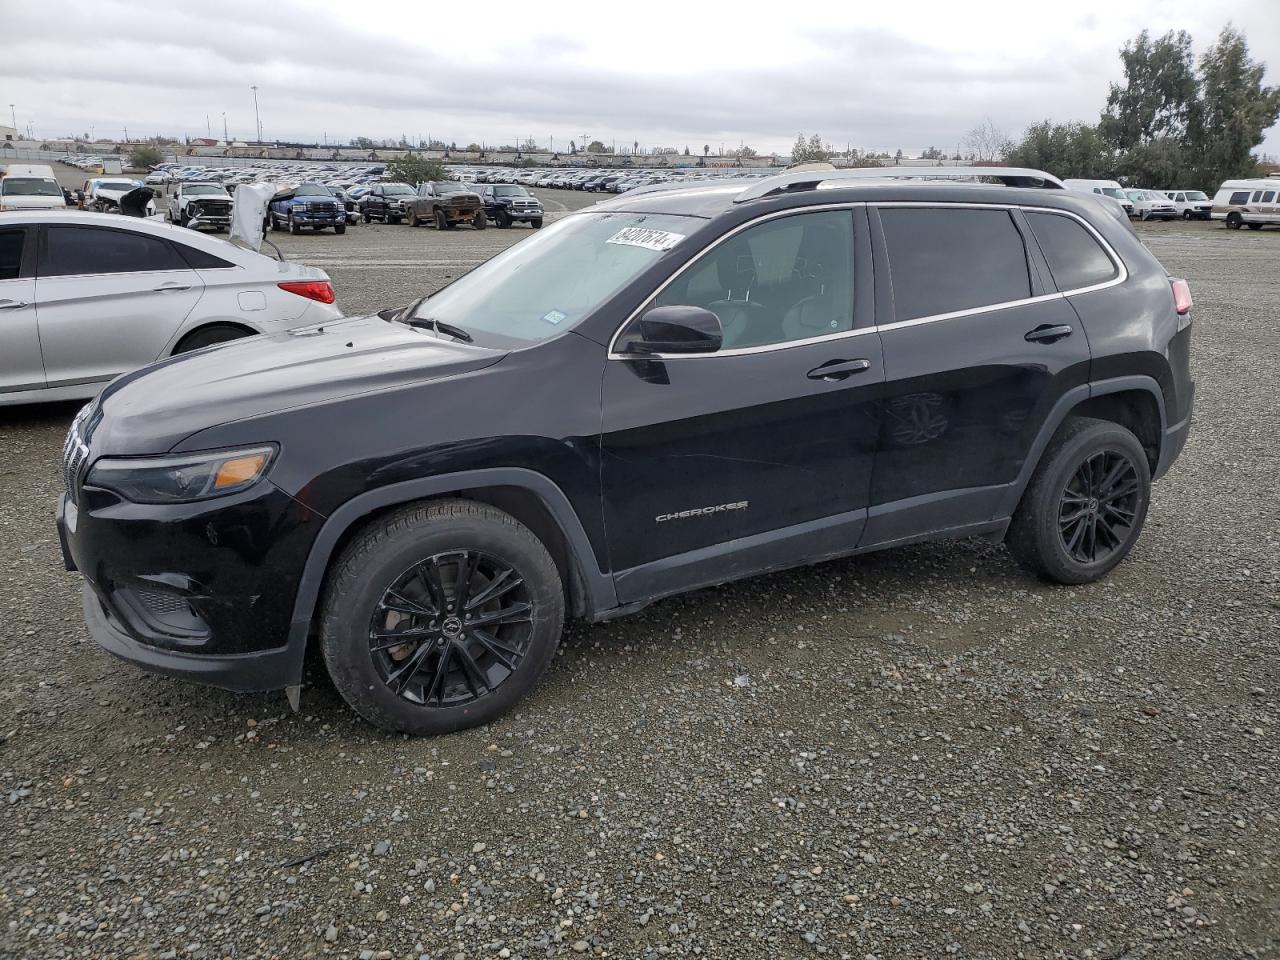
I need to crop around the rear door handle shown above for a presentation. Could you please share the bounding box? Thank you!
[0,299,29,310]
[1024,323,1073,344]
[807,358,872,381]
[153,282,192,293]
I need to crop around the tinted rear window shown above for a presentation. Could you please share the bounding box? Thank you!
[173,242,234,270]
[0,229,24,280]
[879,208,1030,321]
[42,226,188,277]
[1025,211,1118,291]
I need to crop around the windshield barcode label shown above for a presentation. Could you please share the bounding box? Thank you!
[606,227,685,252]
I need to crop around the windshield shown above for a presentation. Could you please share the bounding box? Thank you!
[184,184,224,195]
[296,182,333,196]
[382,184,416,195]
[493,186,529,196]
[1,178,61,197]
[99,180,140,191]
[410,212,697,346]
[434,182,469,194]
[1185,191,1208,200]
[1101,187,1126,200]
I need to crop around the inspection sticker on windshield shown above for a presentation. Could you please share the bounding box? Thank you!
[606,227,685,252]
[542,309,568,325]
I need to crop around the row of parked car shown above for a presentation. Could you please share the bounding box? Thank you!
[455,166,775,195]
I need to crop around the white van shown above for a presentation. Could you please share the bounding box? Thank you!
[1062,178,1134,218]
[1211,178,1280,230]
[0,168,66,212]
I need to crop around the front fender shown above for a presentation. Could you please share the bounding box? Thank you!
[277,467,619,686]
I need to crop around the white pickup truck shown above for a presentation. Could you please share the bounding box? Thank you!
[167,182,234,231]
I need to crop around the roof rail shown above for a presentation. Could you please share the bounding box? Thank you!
[733,166,1066,203]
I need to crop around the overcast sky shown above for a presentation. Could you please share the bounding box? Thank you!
[4,0,1277,158]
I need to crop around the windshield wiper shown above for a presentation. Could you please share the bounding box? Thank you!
[404,316,473,343]
[379,296,473,342]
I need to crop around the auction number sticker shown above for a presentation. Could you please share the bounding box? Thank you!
[606,227,685,252]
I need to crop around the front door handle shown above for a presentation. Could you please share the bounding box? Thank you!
[0,298,29,310]
[807,358,871,381]
[153,282,192,293]
[1025,323,1073,344]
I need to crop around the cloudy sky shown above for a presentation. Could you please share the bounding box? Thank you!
[4,0,1277,157]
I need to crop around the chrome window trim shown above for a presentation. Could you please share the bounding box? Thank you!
[605,201,1126,361]
[606,203,866,360]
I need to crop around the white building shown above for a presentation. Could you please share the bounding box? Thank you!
[0,124,18,142]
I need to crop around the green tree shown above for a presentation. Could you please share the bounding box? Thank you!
[683,145,690,156]
[920,146,945,160]
[129,144,162,169]
[1005,120,1112,179]
[386,152,446,185]
[790,133,829,164]
[1192,26,1280,186]
[586,140,607,153]
[1100,29,1199,151]
[465,142,482,152]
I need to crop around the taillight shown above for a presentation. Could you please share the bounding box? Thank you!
[1170,277,1193,315]
[278,280,335,305]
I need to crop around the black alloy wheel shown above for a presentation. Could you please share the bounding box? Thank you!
[1006,416,1151,584]
[368,550,532,708]
[1056,450,1141,565]
[320,499,564,734]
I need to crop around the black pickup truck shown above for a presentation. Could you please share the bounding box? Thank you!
[477,184,544,229]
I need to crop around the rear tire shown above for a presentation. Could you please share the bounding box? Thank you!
[1247,222,1263,231]
[174,324,252,353]
[320,499,565,735]
[1006,417,1151,585]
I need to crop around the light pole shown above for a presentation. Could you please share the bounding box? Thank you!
[250,85,262,143]
[8,104,14,131]
[222,112,229,145]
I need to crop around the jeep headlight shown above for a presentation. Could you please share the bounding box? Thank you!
[85,446,276,504]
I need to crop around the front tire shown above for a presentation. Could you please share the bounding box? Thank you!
[1006,417,1151,585]
[1226,212,1243,229]
[473,211,487,230]
[335,223,346,235]
[289,214,302,235]
[435,208,448,230]
[320,500,565,735]
[530,218,543,229]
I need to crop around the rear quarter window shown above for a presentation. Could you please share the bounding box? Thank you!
[878,207,1031,321]
[1025,211,1118,292]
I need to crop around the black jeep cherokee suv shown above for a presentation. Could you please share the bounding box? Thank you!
[57,169,1195,735]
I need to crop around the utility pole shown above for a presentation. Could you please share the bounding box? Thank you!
[250,85,262,143]
[8,104,14,131]
[223,112,229,144]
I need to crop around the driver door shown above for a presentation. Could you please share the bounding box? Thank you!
[600,207,884,603]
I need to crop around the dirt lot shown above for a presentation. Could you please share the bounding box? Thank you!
[1,196,1278,960]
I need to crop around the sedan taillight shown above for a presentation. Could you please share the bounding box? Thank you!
[1170,277,1193,315]
[279,280,336,304]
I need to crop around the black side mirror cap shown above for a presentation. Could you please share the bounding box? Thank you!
[623,305,722,355]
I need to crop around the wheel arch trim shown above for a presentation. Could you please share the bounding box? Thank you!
[996,375,1167,518]
[280,467,616,684]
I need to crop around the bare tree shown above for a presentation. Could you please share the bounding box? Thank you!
[963,117,1013,161]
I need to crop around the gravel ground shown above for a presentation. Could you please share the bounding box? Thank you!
[1,197,1278,960]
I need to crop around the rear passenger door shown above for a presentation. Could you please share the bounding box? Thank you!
[0,226,44,393]
[35,224,204,388]
[865,204,1091,544]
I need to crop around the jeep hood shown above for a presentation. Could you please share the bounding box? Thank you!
[89,314,506,454]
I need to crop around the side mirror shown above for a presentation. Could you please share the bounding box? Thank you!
[622,305,722,355]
